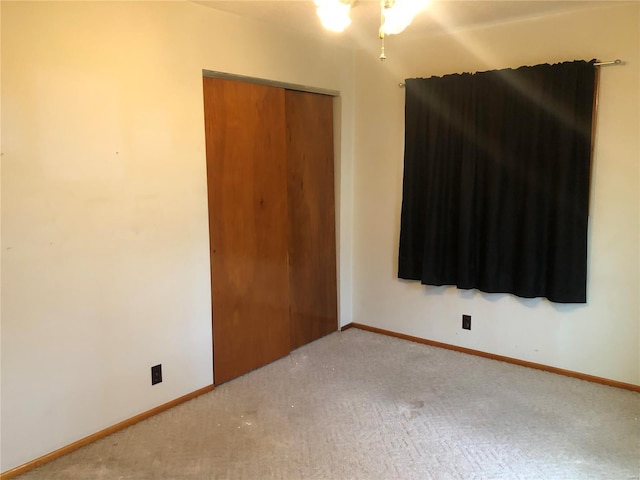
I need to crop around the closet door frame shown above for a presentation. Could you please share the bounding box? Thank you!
[203,70,339,97]
[202,70,340,384]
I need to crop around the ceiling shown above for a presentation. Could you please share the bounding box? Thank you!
[193,1,611,43]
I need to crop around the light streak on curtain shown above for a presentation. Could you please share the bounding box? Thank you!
[398,60,597,303]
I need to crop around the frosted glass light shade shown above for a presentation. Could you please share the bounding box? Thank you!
[380,0,429,35]
[315,0,352,32]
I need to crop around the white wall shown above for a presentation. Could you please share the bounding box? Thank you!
[353,3,640,385]
[0,1,355,471]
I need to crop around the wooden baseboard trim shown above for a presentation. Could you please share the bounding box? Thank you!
[0,384,215,480]
[350,323,640,393]
[340,322,354,331]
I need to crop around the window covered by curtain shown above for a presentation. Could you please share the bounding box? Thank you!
[398,60,597,303]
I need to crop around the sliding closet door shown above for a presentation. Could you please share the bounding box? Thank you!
[285,90,338,350]
[203,77,291,384]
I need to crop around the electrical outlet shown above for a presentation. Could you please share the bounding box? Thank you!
[462,315,471,330]
[151,364,162,385]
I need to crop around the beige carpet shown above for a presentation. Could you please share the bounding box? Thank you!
[16,329,640,479]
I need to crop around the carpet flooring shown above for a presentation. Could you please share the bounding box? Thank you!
[15,328,640,479]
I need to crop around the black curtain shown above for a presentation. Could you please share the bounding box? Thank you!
[398,60,596,303]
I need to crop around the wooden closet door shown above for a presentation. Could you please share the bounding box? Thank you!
[285,90,338,350]
[203,77,290,385]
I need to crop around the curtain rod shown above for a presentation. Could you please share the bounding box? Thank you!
[398,59,624,87]
[594,59,623,66]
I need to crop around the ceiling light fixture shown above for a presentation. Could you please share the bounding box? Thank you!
[315,0,353,33]
[315,0,429,60]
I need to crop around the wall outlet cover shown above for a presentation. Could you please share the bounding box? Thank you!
[151,364,162,385]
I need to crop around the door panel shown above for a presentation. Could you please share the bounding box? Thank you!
[203,77,290,384]
[285,90,338,350]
